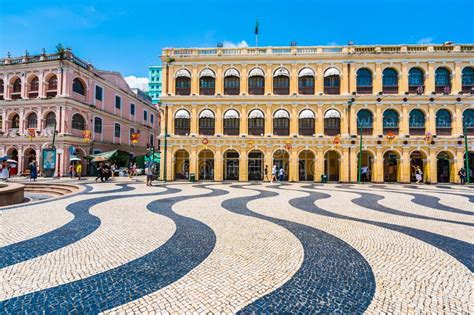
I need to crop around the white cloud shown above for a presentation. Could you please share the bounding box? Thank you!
[326,41,338,46]
[125,76,149,91]
[222,40,249,48]
[416,37,434,44]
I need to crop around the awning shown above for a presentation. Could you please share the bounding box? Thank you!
[299,109,315,119]
[224,109,239,119]
[87,150,132,165]
[176,69,191,78]
[324,67,340,77]
[224,68,240,77]
[273,67,290,77]
[298,67,315,77]
[199,109,215,118]
[200,68,215,78]
[248,109,264,118]
[274,109,290,118]
[175,109,190,119]
[324,109,341,119]
[249,68,265,77]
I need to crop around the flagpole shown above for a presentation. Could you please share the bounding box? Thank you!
[256,34,258,47]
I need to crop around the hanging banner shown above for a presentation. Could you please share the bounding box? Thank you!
[131,132,140,144]
[42,148,56,170]
[27,128,36,141]
[82,130,91,143]
[333,136,341,145]
[386,131,395,141]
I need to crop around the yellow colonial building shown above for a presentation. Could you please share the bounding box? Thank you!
[159,43,474,183]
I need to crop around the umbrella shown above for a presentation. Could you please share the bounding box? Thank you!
[7,159,17,163]
[0,156,8,161]
[92,156,108,162]
[70,157,82,162]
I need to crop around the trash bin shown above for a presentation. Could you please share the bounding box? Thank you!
[189,173,195,182]
[321,174,328,183]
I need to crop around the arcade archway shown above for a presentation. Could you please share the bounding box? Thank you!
[324,150,340,181]
[198,149,214,180]
[174,150,189,180]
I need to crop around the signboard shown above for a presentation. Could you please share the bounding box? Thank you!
[42,148,57,170]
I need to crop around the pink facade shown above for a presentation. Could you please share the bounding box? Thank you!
[0,50,160,176]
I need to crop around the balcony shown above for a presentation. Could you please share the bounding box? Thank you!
[248,126,264,136]
[324,86,340,95]
[435,85,451,94]
[383,127,399,135]
[356,86,373,94]
[298,86,314,95]
[175,127,190,135]
[273,127,289,136]
[382,86,398,94]
[176,87,191,95]
[324,127,340,136]
[299,127,314,136]
[199,87,215,96]
[357,128,373,135]
[224,127,240,136]
[199,127,215,136]
[273,87,289,95]
[248,87,264,95]
[224,87,240,95]
[409,85,424,94]
[409,127,426,136]
[462,85,474,94]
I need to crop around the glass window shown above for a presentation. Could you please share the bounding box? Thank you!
[409,109,425,128]
[436,109,451,128]
[383,109,399,128]
[130,103,135,115]
[357,109,373,128]
[144,110,148,121]
[95,85,103,101]
[357,69,372,87]
[12,78,21,93]
[27,113,38,128]
[463,109,474,127]
[115,96,121,109]
[94,117,102,133]
[72,114,85,130]
[114,123,121,137]
[72,78,85,95]
[382,68,398,87]
[435,67,451,86]
[462,67,474,86]
[151,114,154,124]
[408,68,424,86]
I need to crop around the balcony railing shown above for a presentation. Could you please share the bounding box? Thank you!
[224,127,240,136]
[383,127,399,135]
[298,86,314,95]
[409,85,424,94]
[199,87,215,96]
[324,127,340,136]
[409,127,426,136]
[357,128,373,135]
[324,86,340,95]
[248,87,264,95]
[299,127,314,136]
[382,86,399,94]
[435,85,451,94]
[436,127,452,136]
[273,87,289,95]
[462,85,474,94]
[356,86,373,94]
[248,126,264,136]
[273,127,289,136]
[176,87,191,95]
[175,127,190,135]
[224,87,240,95]
[199,127,215,136]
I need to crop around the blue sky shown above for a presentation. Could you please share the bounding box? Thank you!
[1,0,473,88]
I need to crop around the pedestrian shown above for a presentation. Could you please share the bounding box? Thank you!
[111,162,116,179]
[458,167,467,184]
[278,167,285,181]
[128,162,134,178]
[145,165,153,186]
[29,160,38,181]
[95,163,104,182]
[361,166,368,182]
[0,161,9,181]
[271,165,277,183]
[75,163,82,180]
[264,165,269,182]
[132,163,137,177]
[69,164,74,179]
[414,165,423,184]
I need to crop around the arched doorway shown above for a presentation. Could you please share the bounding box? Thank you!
[273,150,289,181]
[324,150,340,181]
[410,151,427,182]
[383,151,400,182]
[174,150,189,180]
[465,152,474,183]
[23,148,37,174]
[299,150,315,181]
[248,150,264,181]
[75,148,87,177]
[437,151,453,183]
[7,148,18,176]
[223,150,239,180]
[198,149,214,180]
[358,150,374,182]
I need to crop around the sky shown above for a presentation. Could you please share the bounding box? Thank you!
[1,0,473,90]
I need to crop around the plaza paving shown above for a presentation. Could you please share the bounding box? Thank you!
[0,179,473,314]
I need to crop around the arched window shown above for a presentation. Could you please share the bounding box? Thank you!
[462,67,474,94]
[12,78,22,100]
[409,109,425,135]
[435,67,451,94]
[28,76,39,98]
[383,109,399,134]
[27,112,38,129]
[436,109,452,135]
[199,109,215,135]
[72,113,86,130]
[72,78,85,95]
[382,68,398,94]
[47,75,58,97]
[175,69,191,95]
[357,109,373,135]
[273,68,290,95]
[224,68,240,95]
[408,68,425,94]
[0,79,4,100]
[273,109,290,135]
[223,109,240,135]
[463,109,474,135]
[356,68,373,94]
[324,68,340,94]
[298,68,315,95]
[11,114,20,129]
[298,109,315,136]
[324,109,341,136]
[174,109,190,135]
[248,68,265,95]
[248,109,265,135]
[199,69,215,95]
[45,112,56,128]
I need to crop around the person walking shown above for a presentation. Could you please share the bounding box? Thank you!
[264,165,269,182]
[69,164,74,179]
[0,161,9,181]
[414,165,423,184]
[145,165,153,186]
[76,163,82,180]
[95,163,104,182]
[271,165,277,183]
[29,160,38,181]
[111,162,116,179]
[458,167,467,184]
[278,167,285,182]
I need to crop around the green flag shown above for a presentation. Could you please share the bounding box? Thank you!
[255,18,259,35]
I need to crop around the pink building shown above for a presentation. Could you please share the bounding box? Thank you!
[0,49,160,176]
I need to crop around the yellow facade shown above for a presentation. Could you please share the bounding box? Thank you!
[159,44,474,183]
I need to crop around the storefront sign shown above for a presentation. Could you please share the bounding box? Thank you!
[42,148,56,170]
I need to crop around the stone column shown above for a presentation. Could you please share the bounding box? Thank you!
[289,148,298,181]
[290,64,298,95]
[239,146,248,181]
[290,105,298,136]
[315,147,324,182]
[214,146,223,181]
[340,63,349,95]
[426,62,435,94]
[316,106,323,135]
[215,106,223,135]
[191,65,199,95]
[453,62,462,94]
[400,62,409,93]
[340,147,349,182]
[374,106,383,135]
[373,146,384,182]
[215,65,223,95]
[21,78,27,99]
[265,106,273,136]
[265,64,272,95]
[400,105,409,136]
[264,146,273,181]
[401,147,410,183]
[427,107,436,134]
[190,105,198,135]
[19,109,25,135]
[38,72,45,98]
[240,105,247,135]
[315,64,324,94]
[189,146,198,180]
[350,148,358,182]
[428,148,437,184]
[373,63,382,94]
[453,105,463,136]
[240,65,248,95]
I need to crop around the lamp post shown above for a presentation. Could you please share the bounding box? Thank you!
[464,120,471,184]
[358,124,363,183]
[163,105,168,182]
